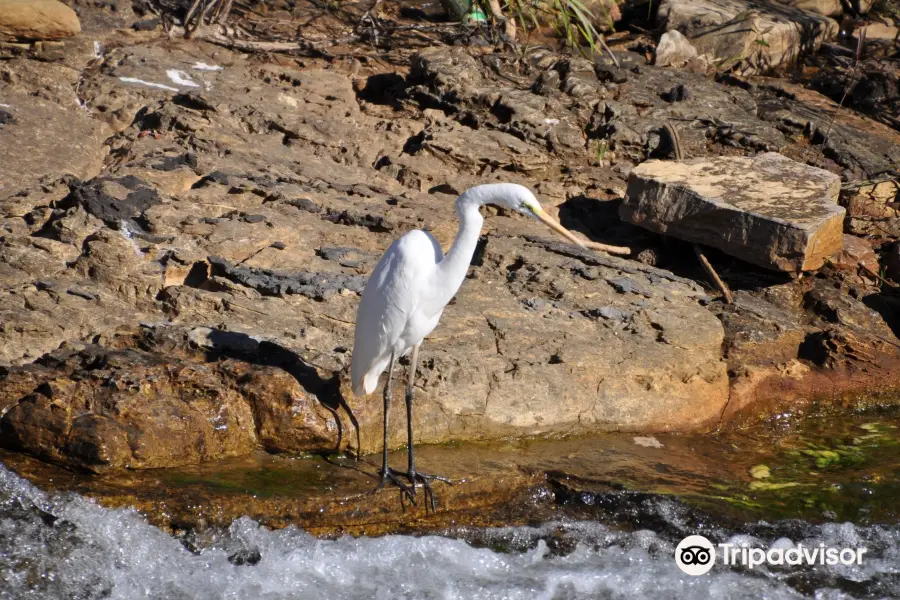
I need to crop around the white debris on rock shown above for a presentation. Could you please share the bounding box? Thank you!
[118,77,180,92]
[166,69,200,88]
[634,436,664,448]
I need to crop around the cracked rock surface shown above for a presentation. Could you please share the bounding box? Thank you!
[1,9,900,472]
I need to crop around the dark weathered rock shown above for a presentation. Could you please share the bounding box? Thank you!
[621,153,845,271]
[208,256,366,300]
[68,175,162,228]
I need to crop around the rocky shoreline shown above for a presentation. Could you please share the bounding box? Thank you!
[1,0,900,525]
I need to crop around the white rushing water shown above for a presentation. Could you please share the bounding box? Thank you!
[1,464,898,600]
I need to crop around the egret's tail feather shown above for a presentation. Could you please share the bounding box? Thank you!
[351,366,381,397]
[362,370,380,396]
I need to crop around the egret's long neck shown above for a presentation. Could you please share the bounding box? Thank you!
[432,189,490,309]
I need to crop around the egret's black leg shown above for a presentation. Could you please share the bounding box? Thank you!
[374,352,414,503]
[405,344,419,483]
[378,352,395,488]
[404,343,450,511]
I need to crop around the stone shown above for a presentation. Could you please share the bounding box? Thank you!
[865,22,899,41]
[2,29,900,480]
[842,180,900,237]
[0,90,109,200]
[787,0,843,16]
[654,30,699,67]
[0,344,259,471]
[0,0,81,41]
[620,153,845,272]
[657,0,838,73]
[830,235,878,274]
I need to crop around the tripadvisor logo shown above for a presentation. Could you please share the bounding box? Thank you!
[675,535,716,575]
[675,535,868,576]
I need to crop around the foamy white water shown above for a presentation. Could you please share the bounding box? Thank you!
[1,464,897,600]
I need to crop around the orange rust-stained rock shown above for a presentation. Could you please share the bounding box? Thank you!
[0,345,260,471]
[0,0,81,41]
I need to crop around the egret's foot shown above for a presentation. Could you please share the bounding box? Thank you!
[374,467,416,505]
[406,470,451,512]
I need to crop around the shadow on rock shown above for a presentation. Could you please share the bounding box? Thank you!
[199,329,360,457]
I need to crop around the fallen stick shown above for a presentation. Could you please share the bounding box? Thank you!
[693,244,734,304]
[663,121,733,303]
[169,24,347,55]
[582,240,631,255]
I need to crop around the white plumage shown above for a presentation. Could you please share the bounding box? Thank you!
[349,183,587,507]
[351,229,444,396]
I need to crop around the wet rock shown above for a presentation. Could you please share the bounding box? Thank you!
[621,153,845,271]
[0,345,259,471]
[0,0,81,41]
[658,0,838,73]
[654,30,698,67]
[720,292,807,368]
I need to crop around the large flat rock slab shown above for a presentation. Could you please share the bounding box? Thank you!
[620,152,844,272]
[658,0,838,73]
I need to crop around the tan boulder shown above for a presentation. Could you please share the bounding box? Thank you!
[621,153,845,272]
[786,0,843,16]
[0,0,81,41]
[658,0,838,73]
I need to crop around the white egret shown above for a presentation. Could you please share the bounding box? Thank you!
[351,183,587,508]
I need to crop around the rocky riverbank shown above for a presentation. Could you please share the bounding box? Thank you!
[1,0,900,522]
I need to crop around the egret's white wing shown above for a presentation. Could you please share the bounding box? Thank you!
[351,230,442,396]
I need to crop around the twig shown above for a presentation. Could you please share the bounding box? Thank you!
[597,34,619,68]
[581,240,631,255]
[860,263,899,288]
[821,28,866,147]
[693,244,735,304]
[662,121,683,160]
[168,24,349,56]
[662,121,733,303]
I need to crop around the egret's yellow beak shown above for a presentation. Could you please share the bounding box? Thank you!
[532,206,588,249]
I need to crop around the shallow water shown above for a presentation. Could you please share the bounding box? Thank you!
[2,463,899,600]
